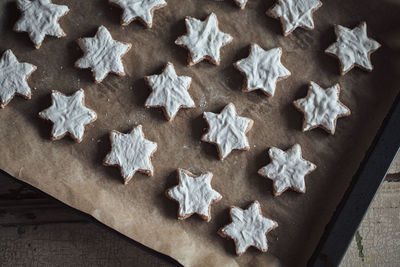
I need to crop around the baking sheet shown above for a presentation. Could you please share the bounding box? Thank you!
[1,0,399,266]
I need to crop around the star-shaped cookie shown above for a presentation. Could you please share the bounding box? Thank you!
[14,0,69,49]
[293,82,351,134]
[202,103,253,160]
[0,49,37,108]
[234,44,291,97]
[39,89,97,143]
[267,0,322,36]
[104,125,157,184]
[75,26,132,83]
[325,22,381,75]
[166,169,222,222]
[109,0,167,28]
[144,62,195,121]
[258,144,316,196]
[218,201,278,256]
[175,13,233,66]
[233,0,247,9]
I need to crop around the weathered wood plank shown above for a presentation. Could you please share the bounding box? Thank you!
[341,182,400,266]
[389,153,400,174]
[0,172,178,266]
[0,171,85,226]
[0,223,175,266]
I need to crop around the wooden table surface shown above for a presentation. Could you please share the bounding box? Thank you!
[1,169,399,266]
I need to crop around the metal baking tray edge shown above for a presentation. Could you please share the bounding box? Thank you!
[308,90,400,266]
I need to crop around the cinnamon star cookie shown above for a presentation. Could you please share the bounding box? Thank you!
[202,103,253,160]
[166,169,222,222]
[233,0,247,9]
[267,0,322,36]
[14,0,69,49]
[109,0,167,28]
[75,26,132,83]
[175,13,233,66]
[234,44,291,97]
[325,22,381,75]
[39,89,97,143]
[0,50,37,108]
[218,201,278,256]
[144,62,195,121]
[293,82,350,134]
[258,144,316,196]
[104,125,157,184]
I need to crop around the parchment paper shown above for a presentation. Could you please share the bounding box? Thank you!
[1,0,400,266]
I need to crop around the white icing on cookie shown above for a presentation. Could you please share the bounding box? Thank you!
[39,89,97,142]
[14,0,69,49]
[258,144,316,196]
[75,26,132,83]
[293,82,350,134]
[233,0,247,9]
[166,169,222,222]
[175,13,233,66]
[0,50,36,108]
[145,62,195,121]
[202,103,253,160]
[109,0,167,28]
[104,125,157,184]
[235,44,291,97]
[219,201,278,256]
[325,22,381,75]
[267,0,322,36]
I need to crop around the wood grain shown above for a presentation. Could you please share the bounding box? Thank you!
[341,182,400,266]
[0,222,176,266]
[0,171,176,266]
